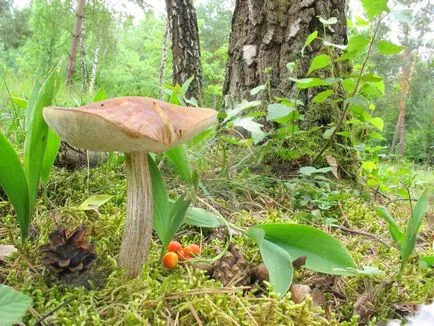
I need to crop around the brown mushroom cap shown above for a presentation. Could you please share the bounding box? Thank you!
[43,96,217,153]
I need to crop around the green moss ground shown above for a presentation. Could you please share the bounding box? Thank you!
[0,153,432,325]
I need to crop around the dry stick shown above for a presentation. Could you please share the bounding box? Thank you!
[165,287,251,300]
[234,296,259,326]
[35,300,71,325]
[312,15,384,164]
[333,225,393,247]
[187,301,203,326]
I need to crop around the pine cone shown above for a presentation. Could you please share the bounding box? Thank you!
[40,225,97,275]
[211,244,251,286]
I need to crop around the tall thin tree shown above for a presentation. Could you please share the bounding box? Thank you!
[165,0,203,101]
[66,0,86,86]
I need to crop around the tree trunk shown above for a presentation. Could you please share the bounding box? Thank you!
[158,22,171,99]
[66,0,86,86]
[88,45,100,94]
[224,0,348,103]
[165,0,203,101]
[223,0,353,175]
[79,16,88,91]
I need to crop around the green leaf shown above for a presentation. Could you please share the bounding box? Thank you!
[148,155,171,246]
[286,62,296,74]
[360,74,383,82]
[377,40,404,55]
[346,35,370,54]
[184,206,221,228]
[24,60,62,216]
[307,54,331,75]
[313,90,334,103]
[299,166,317,176]
[247,228,293,296]
[233,117,266,144]
[167,196,191,246]
[294,78,332,89]
[376,206,405,244]
[181,76,195,96]
[323,127,336,139]
[248,224,357,275]
[391,9,413,23]
[401,190,430,265]
[0,133,30,239]
[250,85,266,96]
[93,88,108,102]
[77,194,113,211]
[224,100,262,122]
[318,16,337,25]
[369,117,384,131]
[11,97,27,109]
[165,145,193,185]
[419,256,434,268]
[302,31,318,55]
[362,0,389,20]
[40,128,61,185]
[0,285,32,325]
[266,103,296,121]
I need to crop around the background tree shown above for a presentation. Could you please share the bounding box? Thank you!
[165,0,202,101]
[66,0,86,86]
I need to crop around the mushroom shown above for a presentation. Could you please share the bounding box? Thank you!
[43,96,217,276]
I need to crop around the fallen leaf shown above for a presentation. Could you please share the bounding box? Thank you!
[290,284,311,304]
[0,244,17,261]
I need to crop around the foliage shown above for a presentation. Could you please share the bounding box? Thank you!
[0,285,32,326]
[0,60,62,239]
[376,189,430,273]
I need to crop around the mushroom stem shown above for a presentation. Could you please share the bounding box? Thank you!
[118,152,153,276]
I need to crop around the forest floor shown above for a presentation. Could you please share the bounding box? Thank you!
[0,148,433,325]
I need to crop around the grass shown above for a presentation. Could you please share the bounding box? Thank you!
[0,150,433,325]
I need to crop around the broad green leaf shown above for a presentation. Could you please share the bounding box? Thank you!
[181,76,195,95]
[377,40,404,55]
[376,206,405,244]
[247,228,293,296]
[167,196,191,246]
[184,206,221,228]
[266,103,296,121]
[299,166,317,176]
[345,95,369,108]
[294,78,330,89]
[224,100,262,122]
[346,35,370,54]
[40,128,61,185]
[248,224,357,275]
[302,31,318,55]
[401,189,430,264]
[342,78,356,95]
[362,0,389,20]
[0,133,30,239]
[93,88,108,102]
[360,74,383,82]
[233,117,266,144]
[250,85,266,96]
[370,117,384,131]
[318,16,337,25]
[78,194,113,211]
[148,155,171,245]
[24,60,62,216]
[307,54,331,75]
[419,256,434,268]
[361,161,377,172]
[0,285,32,325]
[165,145,193,185]
[391,9,413,23]
[313,90,334,103]
[323,127,336,139]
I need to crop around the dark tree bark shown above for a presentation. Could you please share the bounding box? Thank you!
[66,0,86,86]
[165,0,203,101]
[224,0,358,176]
[224,0,348,121]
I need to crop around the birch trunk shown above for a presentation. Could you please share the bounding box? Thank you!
[66,0,86,86]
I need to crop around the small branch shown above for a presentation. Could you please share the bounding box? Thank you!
[35,300,71,325]
[333,225,393,247]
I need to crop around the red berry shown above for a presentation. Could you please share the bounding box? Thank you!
[185,244,201,257]
[177,248,192,261]
[162,252,178,269]
[167,241,182,252]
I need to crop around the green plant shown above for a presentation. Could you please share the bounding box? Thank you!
[0,285,32,326]
[0,60,62,239]
[376,189,430,274]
